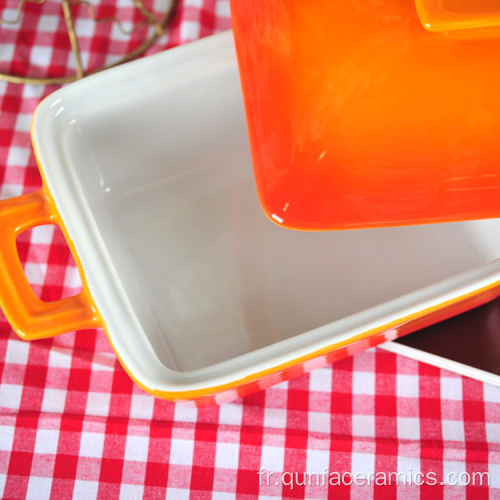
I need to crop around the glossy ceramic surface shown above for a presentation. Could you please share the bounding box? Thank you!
[230,0,500,230]
[0,190,100,340]
[2,32,500,404]
[415,0,500,33]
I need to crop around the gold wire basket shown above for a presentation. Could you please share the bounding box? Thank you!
[0,0,178,84]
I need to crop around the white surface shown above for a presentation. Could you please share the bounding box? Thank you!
[380,342,500,387]
[32,31,500,395]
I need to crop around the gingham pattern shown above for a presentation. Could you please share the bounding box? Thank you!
[1,1,500,498]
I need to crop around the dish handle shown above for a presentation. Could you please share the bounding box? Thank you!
[0,189,100,340]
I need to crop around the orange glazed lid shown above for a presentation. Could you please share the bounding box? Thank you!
[415,0,500,34]
[229,0,500,230]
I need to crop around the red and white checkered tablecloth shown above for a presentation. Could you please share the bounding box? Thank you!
[1,1,500,498]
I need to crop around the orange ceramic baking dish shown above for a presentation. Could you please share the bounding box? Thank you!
[2,33,500,405]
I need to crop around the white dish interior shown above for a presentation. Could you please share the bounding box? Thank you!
[32,32,500,393]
